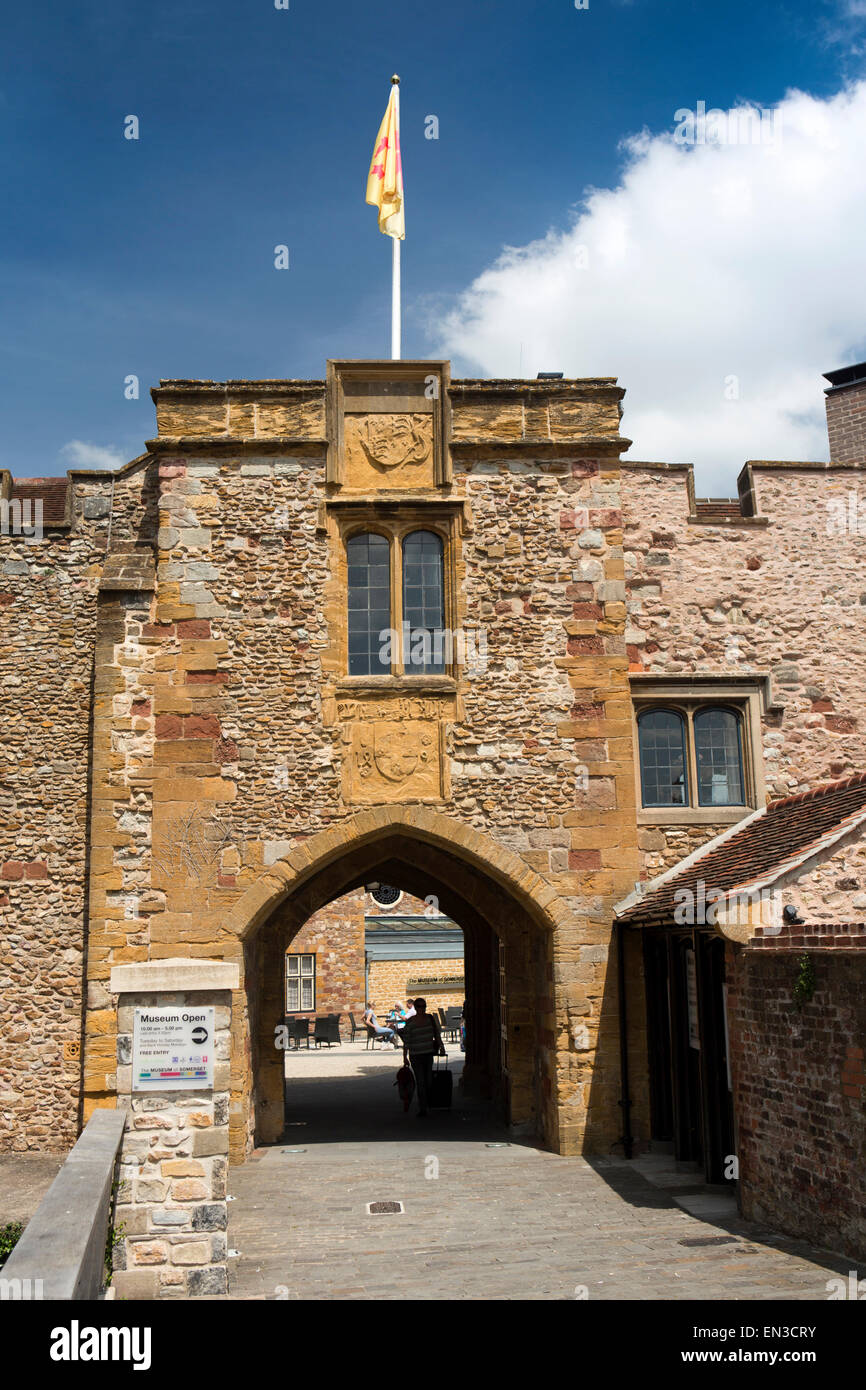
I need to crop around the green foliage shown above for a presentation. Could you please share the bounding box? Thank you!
[793,952,816,1010]
[104,1177,125,1287]
[0,1221,24,1267]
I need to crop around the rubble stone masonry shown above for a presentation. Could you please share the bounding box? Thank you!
[621,457,866,878]
[284,887,365,1024]
[2,364,866,1184]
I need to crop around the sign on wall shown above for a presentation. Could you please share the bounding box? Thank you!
[132,1007,215,1091]
[407,977,464,991]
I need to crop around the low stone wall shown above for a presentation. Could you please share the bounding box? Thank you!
[727,945,866,1261]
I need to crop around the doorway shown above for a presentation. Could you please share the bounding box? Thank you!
[643,928,735,1183]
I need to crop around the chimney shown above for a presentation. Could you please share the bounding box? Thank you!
[823,361,866,462]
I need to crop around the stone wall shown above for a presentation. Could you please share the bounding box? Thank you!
[365,888,443,917]
[622,459,866,885]
[109,964,234,1299]
[0,459,158,1153]
[784,822,866,923]
[72,371,641,1162]
[727,944,866,1261]
[368,958,464,1017]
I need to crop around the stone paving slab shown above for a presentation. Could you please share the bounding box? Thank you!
[226,1043,860,1301]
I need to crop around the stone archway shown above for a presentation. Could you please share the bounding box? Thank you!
[222,808,568,1161]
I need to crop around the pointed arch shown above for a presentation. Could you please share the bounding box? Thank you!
[225,805,569,943]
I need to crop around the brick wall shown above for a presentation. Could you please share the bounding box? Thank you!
[727,944,866,1260]
[286,888,365,1024]
[826,380,866,463]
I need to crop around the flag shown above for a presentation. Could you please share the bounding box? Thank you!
[366,85,404,240]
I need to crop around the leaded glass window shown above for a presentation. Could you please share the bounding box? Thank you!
[347,532,391,676]
[694,708,745,806]
[402,530,445,674]
[638,709,688,807]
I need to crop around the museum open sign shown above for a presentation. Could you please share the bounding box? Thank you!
[132,1007,215,1091]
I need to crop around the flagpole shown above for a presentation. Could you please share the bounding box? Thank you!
[391,74,401,361]
[392,237,401,361]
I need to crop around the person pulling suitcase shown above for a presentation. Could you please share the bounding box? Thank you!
[399,997,445,1117]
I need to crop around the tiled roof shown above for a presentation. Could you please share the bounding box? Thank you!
[617,772,866,924]
[9,477,69,527]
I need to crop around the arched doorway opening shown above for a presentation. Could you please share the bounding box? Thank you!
[225,810,564,1159]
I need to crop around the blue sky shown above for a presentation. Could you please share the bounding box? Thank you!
[2,0,865,483]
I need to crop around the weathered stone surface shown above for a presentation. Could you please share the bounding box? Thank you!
[5,364,866,1295]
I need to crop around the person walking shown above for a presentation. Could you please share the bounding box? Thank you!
[400,997,445,1116]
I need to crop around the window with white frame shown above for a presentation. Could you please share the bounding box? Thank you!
[285,953,316,1012]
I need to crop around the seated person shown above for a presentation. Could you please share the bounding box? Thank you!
[362,1003,399,1046]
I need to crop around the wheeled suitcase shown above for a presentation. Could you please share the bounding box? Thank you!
[428,1054,452,1109]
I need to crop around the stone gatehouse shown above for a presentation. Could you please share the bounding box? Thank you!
[2,357,866,1275]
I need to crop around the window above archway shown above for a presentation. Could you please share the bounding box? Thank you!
[327,502,466,683]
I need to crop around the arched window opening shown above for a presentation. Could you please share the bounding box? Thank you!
[638,709,688,807]
[694,707,745,806]
[402,530,445,675]
[347,532,391,676]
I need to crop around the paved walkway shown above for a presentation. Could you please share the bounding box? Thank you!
[227,1042,857,1301]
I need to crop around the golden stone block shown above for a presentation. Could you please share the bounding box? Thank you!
[342,412,434,491]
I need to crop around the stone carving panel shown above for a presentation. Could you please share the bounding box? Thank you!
[343,412,434,490]
[342,717,443,803]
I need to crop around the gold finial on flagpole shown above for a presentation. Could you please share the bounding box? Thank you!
[391,74,400,84]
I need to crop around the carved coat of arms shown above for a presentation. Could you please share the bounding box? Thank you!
[358,722,433,784]
[357,415,430,471]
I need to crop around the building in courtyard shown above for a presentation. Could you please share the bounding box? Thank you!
[283,885,464,1023]
[1,356,865,1293]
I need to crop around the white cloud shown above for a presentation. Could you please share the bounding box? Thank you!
[60,439,125,470]
[434,82,866,492]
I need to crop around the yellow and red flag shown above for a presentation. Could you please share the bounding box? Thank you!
[365,84,404,240]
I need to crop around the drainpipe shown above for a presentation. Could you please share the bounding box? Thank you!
[616,921,634,1159]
